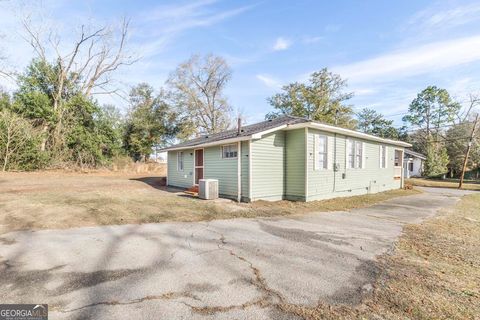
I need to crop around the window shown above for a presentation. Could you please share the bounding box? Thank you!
[408,162,414,172]
[177,151,184,171]
[347,139,364,169]
[380,145,387,168]
[222,144,238,159]
[355,141,363,169]
[348,140,355,169]
[314,134,328,170]
[394,150,402,167]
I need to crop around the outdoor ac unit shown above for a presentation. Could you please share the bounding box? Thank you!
[199,179,219,200]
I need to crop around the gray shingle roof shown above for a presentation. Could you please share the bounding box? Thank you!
[162,115,307,150]
[161,114,412,151]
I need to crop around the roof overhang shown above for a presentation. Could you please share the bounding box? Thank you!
[285,122,412,147]
[404,152,426,160]
[160,135,252,152]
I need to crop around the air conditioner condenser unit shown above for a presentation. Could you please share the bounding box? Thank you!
[199,179,219,200]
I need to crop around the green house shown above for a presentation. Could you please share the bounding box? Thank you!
[162,116,411,202]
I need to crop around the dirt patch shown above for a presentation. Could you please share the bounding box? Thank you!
[0,237,16,245]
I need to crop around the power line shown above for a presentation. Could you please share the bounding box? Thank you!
[399,121,477,132]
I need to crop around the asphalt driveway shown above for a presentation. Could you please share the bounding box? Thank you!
[0,187,474,319]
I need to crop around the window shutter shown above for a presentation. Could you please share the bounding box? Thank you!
[379,145,382,168]
[362,142,366,169]
[314,134,319,171]
[346,139,351,169]
[327,136,332,170]
[385,146,388,168]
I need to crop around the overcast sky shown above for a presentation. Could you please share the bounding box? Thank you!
[1,0,480,125]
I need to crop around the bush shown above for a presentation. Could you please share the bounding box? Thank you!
[0,109,48,171]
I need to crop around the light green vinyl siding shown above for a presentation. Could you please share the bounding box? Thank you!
[241,141,250,201]
[306,128,402,201]
[285,129,306,201]
[167,127,404,202]
[167,149,194,188]
[204,145,238,198]
[251,131,285,200]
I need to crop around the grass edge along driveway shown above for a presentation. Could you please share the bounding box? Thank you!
[276,192,480,320]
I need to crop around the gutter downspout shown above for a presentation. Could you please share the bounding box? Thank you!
[237,141,241,202]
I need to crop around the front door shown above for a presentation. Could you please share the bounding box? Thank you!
[194,149,204,185]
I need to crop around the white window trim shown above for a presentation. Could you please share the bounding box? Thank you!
[177,151,184,171]
[314,134,328,170]
[221,143,238,159]
[346,139,365,169]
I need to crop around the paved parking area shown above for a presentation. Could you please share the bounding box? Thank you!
[0,187,473,319]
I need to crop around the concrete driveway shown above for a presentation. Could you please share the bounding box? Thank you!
[0,187,474,319]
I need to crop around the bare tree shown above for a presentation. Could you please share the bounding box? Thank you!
[22,17,136,150]
[0,34,11,80]
[0,109,34,171]
[168,54,233,135]
[457,93,480,123]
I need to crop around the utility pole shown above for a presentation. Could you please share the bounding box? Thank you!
[459,114,479,189]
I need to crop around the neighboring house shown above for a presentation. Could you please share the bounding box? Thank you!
[162,116,411,202]
[403,149,426,178]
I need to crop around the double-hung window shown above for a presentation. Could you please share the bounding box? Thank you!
[379,145,387,168]
[177,151,184,171]
[222,144,238,159]
[314,134,328,170]
[347,139,364,169]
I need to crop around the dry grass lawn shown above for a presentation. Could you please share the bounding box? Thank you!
[0,172,418,233]
[407,177,480,191]
[278,192,480,319]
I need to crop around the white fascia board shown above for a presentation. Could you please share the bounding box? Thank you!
[286,122,412,148]
[162,136,251,152]
[251,124,288,139]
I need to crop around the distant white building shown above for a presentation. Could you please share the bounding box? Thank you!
[404,149,426,178]
[150,147,167,163]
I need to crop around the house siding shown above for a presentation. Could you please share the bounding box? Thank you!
[167,149,194,188]
[285,129,306,201]
[306,128,402,201]
[167,127,404,202]
[251,131,285,201]
[203,145,238,198]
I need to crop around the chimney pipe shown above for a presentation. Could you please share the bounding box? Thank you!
[237,117,242,135]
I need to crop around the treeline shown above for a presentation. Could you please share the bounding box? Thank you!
[0,19,478,177]
[0,19,234,171]
[0,53,233,170]
[266,70,480,178]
